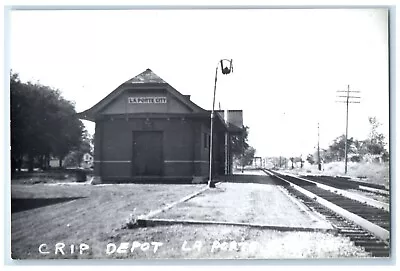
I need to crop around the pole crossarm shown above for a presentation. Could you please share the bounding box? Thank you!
[335,85,361,174]
[337,96,361,98]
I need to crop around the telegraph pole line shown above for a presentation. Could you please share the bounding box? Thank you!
[336,85,360,174]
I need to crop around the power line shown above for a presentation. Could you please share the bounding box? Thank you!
[336,85,361,174]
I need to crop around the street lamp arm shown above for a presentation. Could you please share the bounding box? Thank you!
[212,59,233,113]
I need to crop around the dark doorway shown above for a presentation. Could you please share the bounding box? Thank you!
[132,131,163,176]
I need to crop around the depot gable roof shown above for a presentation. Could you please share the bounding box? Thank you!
[77,69,207,121]
[124,68,168,84]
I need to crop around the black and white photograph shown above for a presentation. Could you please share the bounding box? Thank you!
[7,6,391,261]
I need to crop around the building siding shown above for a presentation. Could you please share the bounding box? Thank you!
[94,117,212,180]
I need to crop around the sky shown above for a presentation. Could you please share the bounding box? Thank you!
[9,8,389,158]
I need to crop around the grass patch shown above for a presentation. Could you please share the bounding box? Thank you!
[11,169,93,184]
[11,183,204,259]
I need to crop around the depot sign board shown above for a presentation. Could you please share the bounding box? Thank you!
[128,97,167,104]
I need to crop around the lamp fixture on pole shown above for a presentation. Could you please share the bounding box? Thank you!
[208,59,234,188]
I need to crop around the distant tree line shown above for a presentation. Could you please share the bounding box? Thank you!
[10,72,91,172]
[307,117,389,165]
[264,117,388,170]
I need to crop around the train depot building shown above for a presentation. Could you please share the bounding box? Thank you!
[78,69,244,183]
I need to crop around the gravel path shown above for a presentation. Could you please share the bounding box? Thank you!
[156,182,331,228]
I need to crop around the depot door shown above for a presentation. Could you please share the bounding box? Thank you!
[132,131,163,176]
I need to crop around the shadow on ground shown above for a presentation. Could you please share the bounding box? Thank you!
[11,197,86,213]
[217,174,278,185]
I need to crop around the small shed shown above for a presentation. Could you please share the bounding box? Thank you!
[77,69,244,183]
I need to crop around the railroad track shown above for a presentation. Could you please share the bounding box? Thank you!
[263,169,390,257]
[299,175,389,196]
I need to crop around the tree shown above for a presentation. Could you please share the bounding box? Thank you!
[239,146,256,167]
[364,117,387,156]
[306,154,315,165]
[324,135,361,162]
[10,72,84,172]
[231,126,257,169]
[230,126,250,160]
[10,72,27,171]
[50,98,84,167]
[328,135,347,161]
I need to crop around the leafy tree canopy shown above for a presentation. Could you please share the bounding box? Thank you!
[11,72,85,172]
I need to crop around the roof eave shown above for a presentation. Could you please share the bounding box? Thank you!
[76,110,96,122]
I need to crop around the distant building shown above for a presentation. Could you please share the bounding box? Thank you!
[77,69,244,182]
[49,158,60,168]
[81,153,94,169]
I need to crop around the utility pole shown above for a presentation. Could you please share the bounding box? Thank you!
[336,85,360,174]
[317,123,321,171]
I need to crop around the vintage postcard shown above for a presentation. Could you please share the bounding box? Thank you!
[7,7,391,261]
